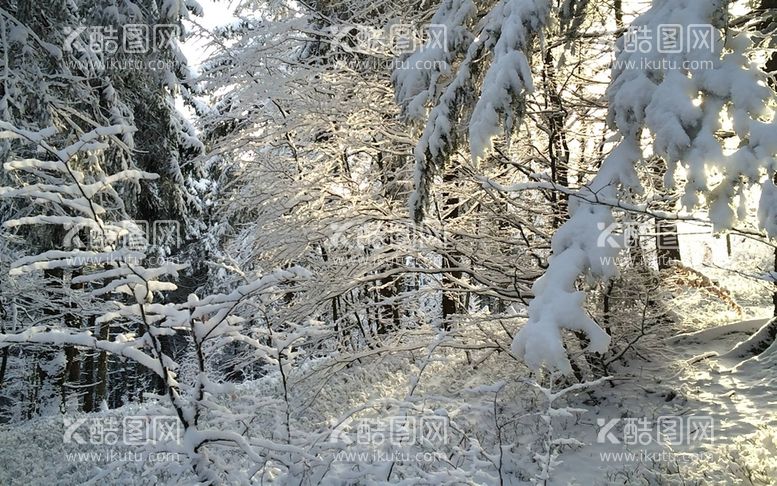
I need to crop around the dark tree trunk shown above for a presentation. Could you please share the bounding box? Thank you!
[441,172,462,330]
[0,348,7,390]
[656,219,681,270]
[95,321,109,408]
[0,300,7,389]
[81,352,95,412]
[758,0,777,86]
[542,50,570,228]
[756,0,777,314]
[61,270,82,410]
[81,316,97,412]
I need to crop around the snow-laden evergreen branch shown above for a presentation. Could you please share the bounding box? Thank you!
[0,121,311,480]
[394,0,552,221]
[514,0,777,374]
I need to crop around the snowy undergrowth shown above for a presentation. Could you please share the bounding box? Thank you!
[0,319,609,484]
[0,402,198,485]
[585,289,777,486]
[1,251,775,486]
[4,295,776,485]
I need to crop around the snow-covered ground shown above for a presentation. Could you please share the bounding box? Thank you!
[4,184,774,483]
[555,315,777,485]
[1,300,775,484]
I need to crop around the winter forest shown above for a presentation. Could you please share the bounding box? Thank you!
[1,0,777,484]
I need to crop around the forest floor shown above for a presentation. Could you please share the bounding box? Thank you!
[0,289,775,484]
[556,313,777,485]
